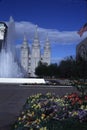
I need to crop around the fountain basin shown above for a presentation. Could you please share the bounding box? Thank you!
[0,78,46,84]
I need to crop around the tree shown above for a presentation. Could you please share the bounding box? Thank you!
[47,64,58,78]
[35,55,87,81]
[35,62,48,77]
[58,56,76,78]
[35,62,59,78]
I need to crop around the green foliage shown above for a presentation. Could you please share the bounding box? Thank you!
[35,61,48,77]
[58,56,76,78]
[35,56,87,79]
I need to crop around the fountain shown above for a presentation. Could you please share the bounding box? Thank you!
[0,17,23,78]
[0,17,45,84]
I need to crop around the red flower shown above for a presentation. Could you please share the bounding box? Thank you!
[68,93,78,99]
[78,99,83,105]
[85,96,87,100]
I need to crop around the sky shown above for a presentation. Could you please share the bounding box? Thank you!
[0,0,87,63]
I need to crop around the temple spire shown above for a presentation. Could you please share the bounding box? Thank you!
[33,25,40,47]
[9,16,14,22]
[22,33,29,47]
[34,25,38,39]
[45,33,50,46]
[23,33,27,43]
[46,33,49,42]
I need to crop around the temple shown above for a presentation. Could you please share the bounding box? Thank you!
[21,26,51,77]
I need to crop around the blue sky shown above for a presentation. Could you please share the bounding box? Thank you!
[0,0,87,63]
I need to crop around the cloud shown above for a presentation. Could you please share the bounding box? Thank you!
[9,20,87,63]
[11,21,87,45]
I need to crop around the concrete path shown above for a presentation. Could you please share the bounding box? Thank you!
[0,84,77,130]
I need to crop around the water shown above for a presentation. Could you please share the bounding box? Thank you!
[0,17,23,78]
[0,49,23,77]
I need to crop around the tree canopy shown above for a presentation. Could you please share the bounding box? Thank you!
[35,56,87,79]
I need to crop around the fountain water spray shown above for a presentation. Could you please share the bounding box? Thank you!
[0,17,23,78]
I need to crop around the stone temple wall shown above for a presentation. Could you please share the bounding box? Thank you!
[76,37,87,60]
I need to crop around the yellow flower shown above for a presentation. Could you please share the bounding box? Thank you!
[40,127,47,130]
[35,119,41,124]
[14,125,17,128]
[35,104,39,109]
[30,128,33,130]
[43,127,47,130]
[32,104,36,108]
[23,115,26,119]
[32,98,35,102]
[85,105,87,110]
[27,113,32,117]
[80,105,84,110]
[41,114,46,119]
[85,105,87,108]
[72,111,78,116]
[24,122,29,127]
[38,103,41,108]
[32,111,34,116]
[46,92,51,96]
[18,117,21,121]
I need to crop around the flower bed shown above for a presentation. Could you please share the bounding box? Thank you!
[12,93,87,130]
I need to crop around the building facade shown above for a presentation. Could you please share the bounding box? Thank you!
[76,37,87,61]
[21,26,51,77]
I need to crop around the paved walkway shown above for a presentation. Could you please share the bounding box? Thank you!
[0,84,77,130]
